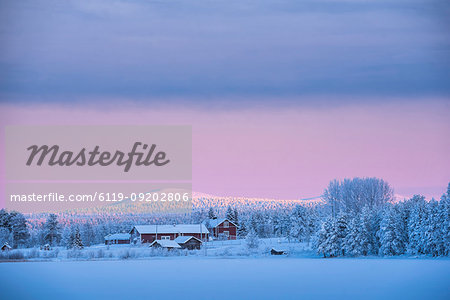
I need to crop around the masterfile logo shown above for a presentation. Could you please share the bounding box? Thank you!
[25,142,171,172]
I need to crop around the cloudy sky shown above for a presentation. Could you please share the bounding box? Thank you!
[1,0,449,100]
[0,0,449,202]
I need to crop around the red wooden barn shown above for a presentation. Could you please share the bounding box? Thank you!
[203,218,237,240]
[130,224,209,244]
[175,236,203,250]
[149,239,181,250]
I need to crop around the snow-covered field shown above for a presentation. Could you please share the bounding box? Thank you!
[1,239,449,299]
[1,258,449,300]
[0,238,314,261]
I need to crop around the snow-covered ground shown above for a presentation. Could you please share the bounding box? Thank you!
[0,238,314,261]
[1,258,449,300]
[1,238,449,299]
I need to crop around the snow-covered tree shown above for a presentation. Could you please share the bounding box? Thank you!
[249,212,269,237]
[43,214,61,246]
[0,209,10,229]
[323,177,393,215]
[233,208,239,227]
[336,212,349,256]
[61,226,73,248]
[191,209,207,224]
[226,206,235,223]
[439,186,450,255]
[9,211,30,248]
[344,216,362,256]
[289,205,310,242]
[238,221,248,238]
[379,206,406,256]
[359,205,376,255]
[315,217,341,258]
[0,227,12,246]
[95,223,110,245]
[407,195,427,255]
[272,212,290,238]
[314,220,329,258]
[0,209,12,246]
[81,223,95,247]
[246,229,259,249]
[208,207,216,219]
[423,200,442,256]
[70,227,84,250]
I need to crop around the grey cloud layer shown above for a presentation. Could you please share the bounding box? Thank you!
[0,0,449,103]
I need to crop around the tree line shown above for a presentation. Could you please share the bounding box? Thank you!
[314,193,449,257]
[1,178,448,257]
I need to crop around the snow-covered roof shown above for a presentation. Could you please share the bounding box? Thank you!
[149,240,181,248]
[271,248,286,252]
[174,236,202,244]
[132,224,209,235]
[1,243,12,249]
[203,218,237,228]
[105,233,131,240]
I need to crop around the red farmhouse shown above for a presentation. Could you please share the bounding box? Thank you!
[203,218,237,240]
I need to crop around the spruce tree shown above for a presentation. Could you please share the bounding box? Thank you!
[43,214,61,246]
[408,195,427,255]
[344,217,362,256]
[9,211,30,248]
[379,206,406,256]
[327,218,341,257]
[289,205,309,242]
[0,209,10,229]
[71,227,84,250]
[208,207,216,219]
[315,220,329,257]
[238,221,248,238]
[316,217,340,257]
[439,187,450,255]
[226,206,234,222]
[336,212,349,256]
[360,206,374,255]
[62,226,73,249]
[424,201,441,256]
[233,209,239,225]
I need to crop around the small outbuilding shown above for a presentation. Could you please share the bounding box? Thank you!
[270,248,286,255]
[41,244,51,251]
[149,239,181,250]
[175,236,202,250]
[1,243,12,251]
[105,233,131,245]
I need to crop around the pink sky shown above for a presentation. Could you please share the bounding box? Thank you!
[0,99,449,207]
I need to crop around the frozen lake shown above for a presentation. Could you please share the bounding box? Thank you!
[1,258,449,300]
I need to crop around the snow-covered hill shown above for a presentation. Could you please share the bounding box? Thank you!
[55,191,325,216]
